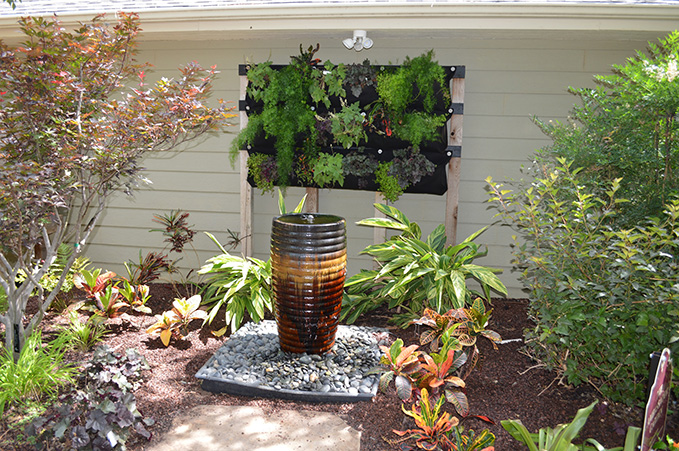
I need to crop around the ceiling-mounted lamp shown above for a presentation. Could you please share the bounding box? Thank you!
[342,30,373,52]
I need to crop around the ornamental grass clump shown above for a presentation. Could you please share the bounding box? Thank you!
[0,331,76,416]
[488,160,679,404]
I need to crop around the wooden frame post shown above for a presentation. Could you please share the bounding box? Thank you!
[305,187,319,213]
[446,67,465,246]
[239,69,252,257]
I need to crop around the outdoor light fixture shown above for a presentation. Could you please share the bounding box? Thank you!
[343,30,373,51]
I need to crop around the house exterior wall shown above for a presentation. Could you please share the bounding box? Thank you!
[79,29,671,297]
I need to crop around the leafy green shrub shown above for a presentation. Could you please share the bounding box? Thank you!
[0,330,76,415]
[533,31,679,225]
[342,204,507,326]
[27,345,153,450]
[488,160,679,404]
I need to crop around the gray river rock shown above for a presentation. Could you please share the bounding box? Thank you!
[196,320,390,401]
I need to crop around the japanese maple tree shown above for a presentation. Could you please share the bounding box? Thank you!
[0,13,236,358]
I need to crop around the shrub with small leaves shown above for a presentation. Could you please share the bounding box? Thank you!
[488,159,679,404]
[26,345,153,450]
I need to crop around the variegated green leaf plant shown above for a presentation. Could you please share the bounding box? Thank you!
[342,203,507,326]
[198,190,306,334]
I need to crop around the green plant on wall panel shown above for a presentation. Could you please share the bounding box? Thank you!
[231,46,451,200]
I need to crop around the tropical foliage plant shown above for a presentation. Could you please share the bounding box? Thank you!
[198,235,273,335]
[124,251,172,286]
[342,204,507,326]
[375,300,501,418]
[0,13,235,359]
[388,388,495,451]
[73,269,117,299]
[74,268,153,319]
[501,401,641,451]
[198,190,307,334]
[390,388,460,451]
[146,294,208,346]
[449,427,497,451]
[150,209,196,254]
[118,280,152,314]
[377,338,422,401]
[488,160,679,403]
[415,298,502,385]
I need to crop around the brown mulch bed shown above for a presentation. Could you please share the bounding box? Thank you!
[2,283,678,450]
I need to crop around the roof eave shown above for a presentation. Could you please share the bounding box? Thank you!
[0,3,677,40]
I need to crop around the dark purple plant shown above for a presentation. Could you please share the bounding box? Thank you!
[151,210,196,254]
[390,147,436,189]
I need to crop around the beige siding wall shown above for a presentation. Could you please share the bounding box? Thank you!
[85,31,668,296]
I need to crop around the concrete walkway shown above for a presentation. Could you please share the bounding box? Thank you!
[146,405,361,451]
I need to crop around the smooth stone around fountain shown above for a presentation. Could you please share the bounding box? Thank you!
[195,320,389,403]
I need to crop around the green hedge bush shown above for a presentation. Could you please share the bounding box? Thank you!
[488,160,679,404]
[533,31,679,226]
